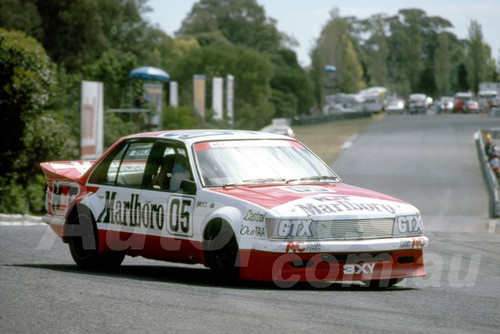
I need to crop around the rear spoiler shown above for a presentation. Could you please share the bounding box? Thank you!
[40,160,95,184]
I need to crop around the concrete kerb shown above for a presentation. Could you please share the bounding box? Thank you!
[0,213,42,224]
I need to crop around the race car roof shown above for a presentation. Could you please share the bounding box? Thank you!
[122,129,292,145]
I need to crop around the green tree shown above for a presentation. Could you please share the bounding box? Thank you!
[466,19,489,94]
[361,14,390,87]
[311,8,365,107]
[388,9,424,93]
[162,105,198,130]
[171,43,274,129]
[270,49,313,115]
[418,66,437,96]
[0,0,42,39]
[0,29,77,213]
[176,0,312,119]
[82,49,138,108]
[1,0,157,73]
[456,62,469,92]
[434,33,452,95]
[103,112,140,148]
[176,0,282,53]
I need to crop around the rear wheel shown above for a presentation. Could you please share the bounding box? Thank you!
[205,221,239,281]
[67,206,124,269]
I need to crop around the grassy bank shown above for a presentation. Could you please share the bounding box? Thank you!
[293,113,385,165]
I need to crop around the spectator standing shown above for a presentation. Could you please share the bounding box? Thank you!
[491,153,500,180]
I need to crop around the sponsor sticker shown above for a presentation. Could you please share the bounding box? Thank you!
[96,191,194,237]
[343,263,375,275]
[396,215,423,233]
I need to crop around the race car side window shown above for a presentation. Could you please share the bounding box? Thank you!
[115,142,153,187]
[145,142,193,192]
[88,142,128,185]
[88,140,154,187]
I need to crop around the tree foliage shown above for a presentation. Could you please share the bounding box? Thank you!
[466,19,489,95]
[434,33,452,95]
[310,7,497,106]
[0,29,77,213]
[176,0,282,53]
[0,1,498,213]
[171,43,275,129]
[311,9,365,105]
[176,0,312,120]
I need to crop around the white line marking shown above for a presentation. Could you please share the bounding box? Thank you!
[488,219,498,234]
[0,221,44,227]
[341,134,358,149]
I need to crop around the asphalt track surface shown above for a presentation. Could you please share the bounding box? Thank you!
[1,113,500,333]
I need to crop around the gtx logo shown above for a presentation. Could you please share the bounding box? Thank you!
[397,215,423,233]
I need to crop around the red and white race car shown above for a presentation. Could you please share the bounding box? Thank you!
[41,130,427,287]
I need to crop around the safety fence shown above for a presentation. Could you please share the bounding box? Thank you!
[475,128,500,217]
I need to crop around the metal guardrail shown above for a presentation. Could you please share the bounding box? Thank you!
[293,111,372,125]
[475,129,500,217]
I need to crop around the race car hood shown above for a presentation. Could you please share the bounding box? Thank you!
[208,183,414,218]
[40,160,94,183]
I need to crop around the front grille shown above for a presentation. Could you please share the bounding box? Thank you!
[314,219,394,240]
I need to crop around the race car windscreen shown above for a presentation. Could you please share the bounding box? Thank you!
[194,140,339,187]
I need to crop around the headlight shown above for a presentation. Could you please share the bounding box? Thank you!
[394,215,424,236]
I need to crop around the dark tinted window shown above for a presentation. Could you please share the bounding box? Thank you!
[88,140,154,187]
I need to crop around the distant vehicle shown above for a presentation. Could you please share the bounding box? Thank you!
[479,82,500,110]
[261,118,295,137]
[425,96,434,109]
[407,94,427,114]
[359,87,387,113]
[478,90,499,112]
[386,98,405,114]
[454,92,473,112]
[360,94,384,112]
[437,97,454,113]
[463,100,479,113]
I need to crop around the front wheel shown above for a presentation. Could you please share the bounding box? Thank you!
[205,221,239,281]
[67,206,124,270]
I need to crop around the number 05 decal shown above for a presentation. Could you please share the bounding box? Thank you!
[167,195,195,237]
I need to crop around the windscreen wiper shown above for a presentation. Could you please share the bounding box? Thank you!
[286,175,339,183]
[222,178,288,188]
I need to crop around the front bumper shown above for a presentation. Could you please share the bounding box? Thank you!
[238,236,428,282]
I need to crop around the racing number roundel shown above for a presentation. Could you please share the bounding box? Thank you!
[167,195,194,236]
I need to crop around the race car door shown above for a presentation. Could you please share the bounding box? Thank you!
[140,141,198,263]
[87,139,156,252]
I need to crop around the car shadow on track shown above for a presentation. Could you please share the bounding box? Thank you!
[7,263,417,291]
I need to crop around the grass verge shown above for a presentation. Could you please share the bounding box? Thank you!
[294,113,385,165]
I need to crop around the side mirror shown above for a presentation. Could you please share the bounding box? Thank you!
[180,179,197,195]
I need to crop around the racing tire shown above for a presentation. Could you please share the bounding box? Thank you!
[67,206,124,270]
[205,221,240,282]
[363,278,404,288]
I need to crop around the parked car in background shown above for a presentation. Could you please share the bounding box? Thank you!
[478,90,499,112]
[386,98,405,114]
[359,87,387,113]
[407,94,427,114]
[437,96,454,114]
[463,100,479,113]
[261,118,295,137]
[454,92,473,112]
